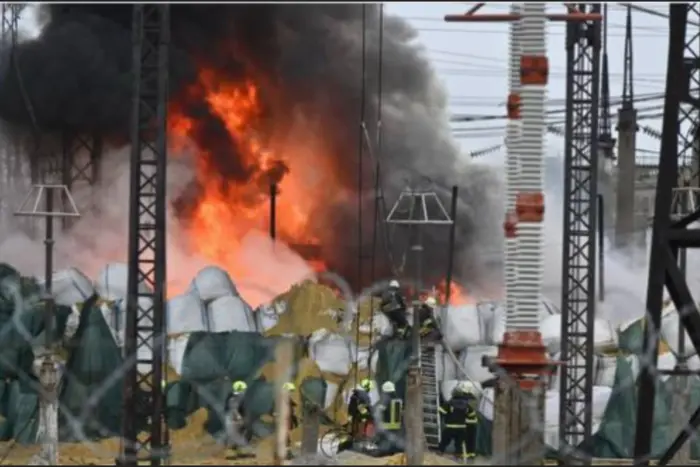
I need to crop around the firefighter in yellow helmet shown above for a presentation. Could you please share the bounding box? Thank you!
[417,296,442,339]
[438,382,479,461]
[374,381,404,455]
[348,378,374,439]
[225,380,250,458]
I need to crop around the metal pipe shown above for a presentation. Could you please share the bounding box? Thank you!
[444,185,459,307]
[598,194,605,302]
[44,187,54,346]
[269,183,277,241]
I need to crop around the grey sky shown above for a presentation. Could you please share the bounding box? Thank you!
[386,2,668,165]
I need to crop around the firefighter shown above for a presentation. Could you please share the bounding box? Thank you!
[225,380,251,457]
[379,280,410,338]
[438,382,479,461]
[417,296,441,339]
[347,379,374,437]
[374,381,404,456]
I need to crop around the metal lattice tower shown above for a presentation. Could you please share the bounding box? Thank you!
[635,5,700,466]
[120,5,170,467]
[60,134,103,229]
[558,4,601,462]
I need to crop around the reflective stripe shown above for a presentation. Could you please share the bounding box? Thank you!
[446,424,466,428]
[466,419,478,425]
[388,399,403,429]
[438,407,448,414]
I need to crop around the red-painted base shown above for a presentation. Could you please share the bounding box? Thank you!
[496,330,557,389]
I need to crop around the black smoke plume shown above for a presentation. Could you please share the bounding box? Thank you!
[0,5,503,292]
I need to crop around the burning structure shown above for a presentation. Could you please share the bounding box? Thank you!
[0,5,503,296]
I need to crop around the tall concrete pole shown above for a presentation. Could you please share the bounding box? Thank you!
[614,107,637,251]
[614,6,638,253]
[495,3,549,465]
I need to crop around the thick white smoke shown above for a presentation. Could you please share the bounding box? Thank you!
[0,145,313,307]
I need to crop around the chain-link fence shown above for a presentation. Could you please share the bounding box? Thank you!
[0,260,698,466]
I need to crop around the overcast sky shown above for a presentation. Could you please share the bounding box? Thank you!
[386,2,669,165]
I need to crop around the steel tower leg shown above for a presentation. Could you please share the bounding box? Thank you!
[635,5,700,466]
[60,134,103,229]
[120,5,170,467]
[558,4,601,464]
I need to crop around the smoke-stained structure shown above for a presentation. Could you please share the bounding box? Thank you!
[0,5,503,290]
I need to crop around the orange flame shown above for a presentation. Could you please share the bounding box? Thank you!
[435,280,472,306]
[168,69,341,304]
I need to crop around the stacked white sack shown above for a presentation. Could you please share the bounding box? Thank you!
[539,313,618,355]
[544,387,613,450]
[457,345,499,385]
[308,329,379,376]
[94,262,151,300]
[37,267,94,307]
[188,266,257,333]
[441,304,493,351]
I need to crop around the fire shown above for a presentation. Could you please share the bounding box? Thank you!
[435,280,472,306]
[168,68,340,304]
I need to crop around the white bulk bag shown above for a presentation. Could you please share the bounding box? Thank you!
[540,314,619,355]
[255,303,282,333]
[442,304,488,352]
[309,330,353,376]
[189,266,238,302]
[40,267,94,307]
[540,314,562,355]
[94,263,150,301]
[168,334,191,375]
[206,295,256,333]
[167,292,207,335]
[459,345,498,384]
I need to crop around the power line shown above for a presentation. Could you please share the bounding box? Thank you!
[428,57,666,80]
[405,15,668,33]
[413,27,666,38]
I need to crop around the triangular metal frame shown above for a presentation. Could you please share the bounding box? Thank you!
[14,184,80,218]
[385,188,453,225]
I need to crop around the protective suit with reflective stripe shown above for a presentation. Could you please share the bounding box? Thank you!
[438,384,479,460]
[225,380,253,458]
[378,281,410,338]
[374,381,404,456]
[348,379,374,437]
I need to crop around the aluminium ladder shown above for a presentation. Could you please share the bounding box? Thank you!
[420,341,441,449]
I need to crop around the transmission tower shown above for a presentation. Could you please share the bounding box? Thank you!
[558,4,601,464]
[635,4,700,466]
[119,5,170,467]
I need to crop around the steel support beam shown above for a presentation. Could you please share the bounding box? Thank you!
[60,133,103,229]
[120,5,169,467]
[635,5,700,466]
[558,4,601,464]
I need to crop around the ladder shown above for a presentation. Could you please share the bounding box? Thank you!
[420,341,441,449]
